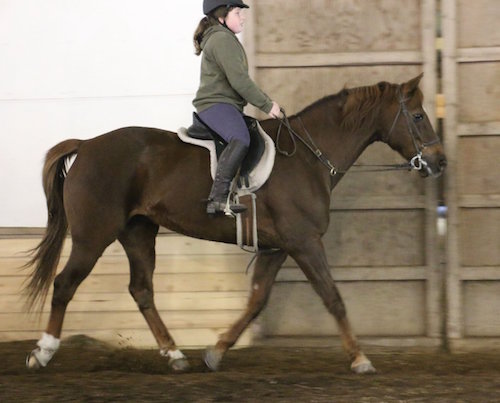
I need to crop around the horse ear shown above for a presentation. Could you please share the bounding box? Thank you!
[402,73,424,96]
[337,88,349,108]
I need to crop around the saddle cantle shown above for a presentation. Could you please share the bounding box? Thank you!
[177,112,275,193]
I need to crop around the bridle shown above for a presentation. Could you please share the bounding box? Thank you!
[384,86,441,171]
[276,86,441,176]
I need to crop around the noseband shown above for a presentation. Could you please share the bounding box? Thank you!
[385,87,441,170]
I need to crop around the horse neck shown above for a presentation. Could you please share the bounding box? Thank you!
[296,104,376,174]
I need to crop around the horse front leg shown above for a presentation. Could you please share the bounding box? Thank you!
[290,238,376,374]
[204,249,287,371]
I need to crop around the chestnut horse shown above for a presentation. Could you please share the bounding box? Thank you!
[24,74,446,374]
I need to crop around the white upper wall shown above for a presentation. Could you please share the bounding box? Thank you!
[0,0,208,226]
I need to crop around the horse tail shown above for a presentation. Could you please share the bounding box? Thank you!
[23,139,82,312]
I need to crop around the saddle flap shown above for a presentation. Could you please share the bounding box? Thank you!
[240,116,265,179]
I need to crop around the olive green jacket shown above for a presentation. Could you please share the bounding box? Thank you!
[193,24,273,114]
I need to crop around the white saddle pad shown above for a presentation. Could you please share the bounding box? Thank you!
[177,121,275,194]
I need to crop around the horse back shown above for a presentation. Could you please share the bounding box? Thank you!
[63,127,226,239]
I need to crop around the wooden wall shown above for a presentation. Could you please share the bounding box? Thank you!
[442,0,500,347]
[246,0,443,344]
[0,234,254,348]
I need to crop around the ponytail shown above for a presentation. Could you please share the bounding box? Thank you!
[193,17,211,56]
[193,7,233,56]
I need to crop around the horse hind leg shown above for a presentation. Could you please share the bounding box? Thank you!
[118,215,189,372]
[204,249,287,371]
[26,239,106,369]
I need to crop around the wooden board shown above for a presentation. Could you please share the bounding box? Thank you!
[463,281,500,336]
[253,0,421,53]
[0,292,249,313]
[1,310,244,332]
[457,0,500,47]
[459,209,500,266]
[323,210,426,267]
[0,234,248,259]
[0,328,253,349]
[0,234,254,348]
[458,63,500,122]
[458,136,500,195]
[260,281,426,336]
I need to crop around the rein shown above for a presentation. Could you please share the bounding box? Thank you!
[276,111,340,175]
[276,109,410,176]
[275,87,441,175]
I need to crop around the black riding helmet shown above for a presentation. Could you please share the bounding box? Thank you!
[203,0,249,15]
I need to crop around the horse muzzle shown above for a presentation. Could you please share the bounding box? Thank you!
[418,153,447,178]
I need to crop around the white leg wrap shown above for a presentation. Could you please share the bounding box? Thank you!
[34,332,60,367]
[160,348,186,362]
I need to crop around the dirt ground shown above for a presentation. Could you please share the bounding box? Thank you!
[1,336,499,402]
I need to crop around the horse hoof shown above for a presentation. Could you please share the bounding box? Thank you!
[203,347,223,371]
[351,359,376,374]
[26,350,41,370]
[170,358,190,372]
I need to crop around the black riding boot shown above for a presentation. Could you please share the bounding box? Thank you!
[207,139,248,215]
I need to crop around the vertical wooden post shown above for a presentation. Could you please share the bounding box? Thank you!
[422,0,443,340]
[441,0,462,342]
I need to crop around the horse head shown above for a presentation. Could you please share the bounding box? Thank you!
[377,74,447,177]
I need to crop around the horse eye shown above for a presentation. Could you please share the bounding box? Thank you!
[413,113,424,122]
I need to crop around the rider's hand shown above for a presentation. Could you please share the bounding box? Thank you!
[268,101,281,119]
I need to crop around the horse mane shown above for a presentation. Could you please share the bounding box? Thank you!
[341,84,387,132]
[297,82,397,133]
